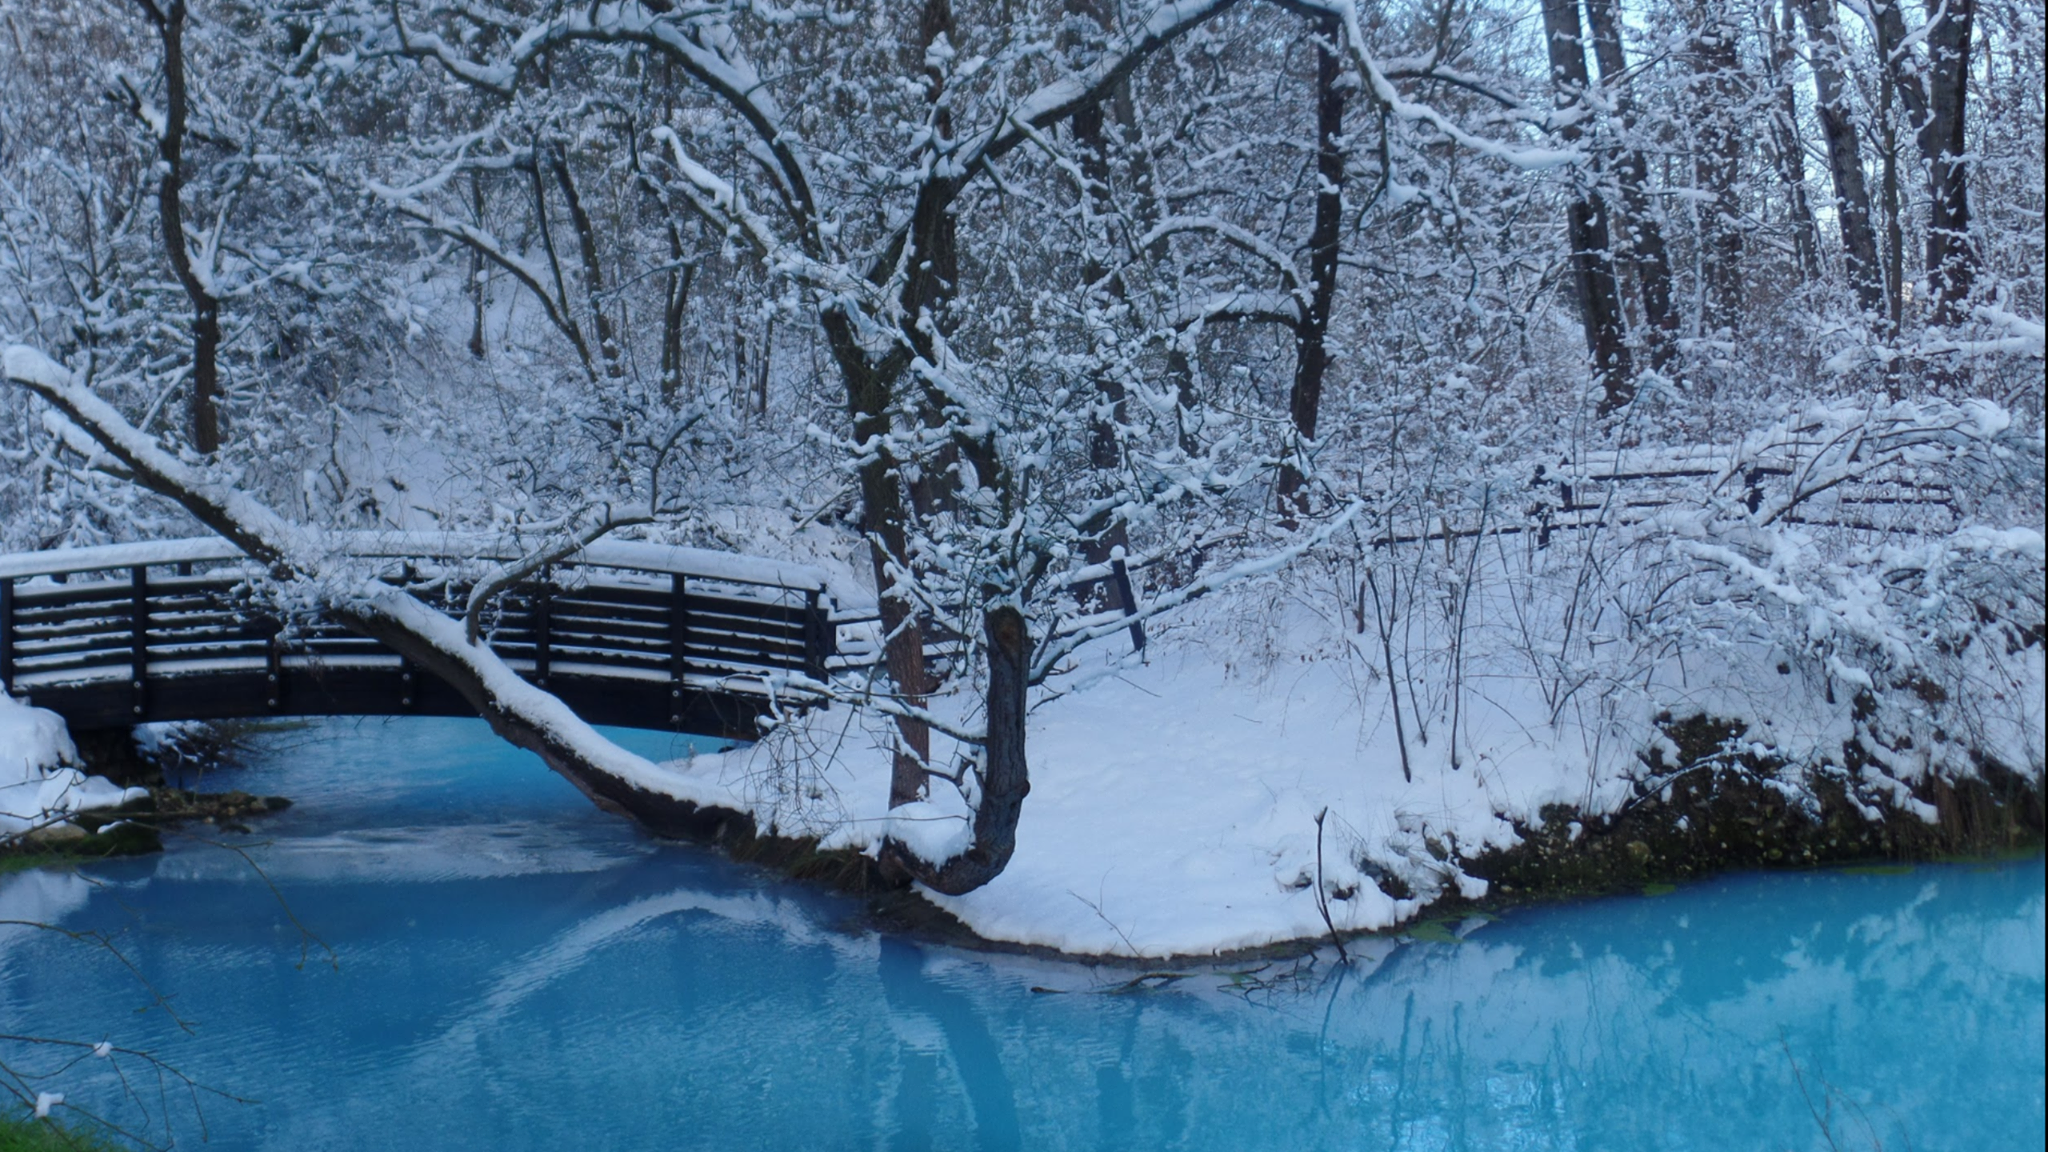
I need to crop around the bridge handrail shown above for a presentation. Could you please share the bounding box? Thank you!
[0,532,832,592]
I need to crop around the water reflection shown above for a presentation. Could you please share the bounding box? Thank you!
[0,720,2038,1152]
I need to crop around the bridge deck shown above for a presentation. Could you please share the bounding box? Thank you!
[0,536,854,740]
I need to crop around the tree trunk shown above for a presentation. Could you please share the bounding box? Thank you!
[548,145,626,378]
[1541,0,1634,413]
[140,0,221,454]
[1922,0,1975,324]
[880,604,1031,896]
[1583,0,1678,368]
[1068,0,1134,573]
[338,602,757,844]
[825,310,931,810]
[468,172,488,358]
[1795,0,1886,314]
[659,223,694,402]
[1277,12,1346,520]
[1880,55,1906,334]
[1690,8,1746,333]
[9,356,768,851]
[1764,0,1822,280]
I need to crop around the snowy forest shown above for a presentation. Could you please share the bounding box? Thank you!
[1,0,2042,948]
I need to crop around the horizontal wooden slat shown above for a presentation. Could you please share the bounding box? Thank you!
[13,614,136,643]
[11,600,139,629]
[11,650,134,677]
[11,583,138,610]
[12,632,137,659]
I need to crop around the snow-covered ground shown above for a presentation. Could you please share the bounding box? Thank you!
[657,593,2045,957]
[0,694,148,840]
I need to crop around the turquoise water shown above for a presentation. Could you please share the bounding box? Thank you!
[2,718,2041,1151]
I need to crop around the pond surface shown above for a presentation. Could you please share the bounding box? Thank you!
[2,718,2042,1151]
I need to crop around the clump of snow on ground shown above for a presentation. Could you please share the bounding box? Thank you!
[0,694,149,838]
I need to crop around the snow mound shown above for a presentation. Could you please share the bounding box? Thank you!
[0,694,150,838]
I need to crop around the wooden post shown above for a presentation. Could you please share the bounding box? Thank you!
[1111,557,1146,652]
[130,565,149,718]
[533,565,553,687]
[266,631,284,711]
[0,578,14,696]
[802,587,827,682]
[669,574,689,725]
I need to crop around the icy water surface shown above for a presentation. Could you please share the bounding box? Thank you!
[3,718,2042,1151]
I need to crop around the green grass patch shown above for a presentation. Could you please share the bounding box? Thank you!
[0,1112,126,1151]
[1839,864,1916,876]
[1641,882,1679,896]
[0,854,68,876]
[1403,919,1461,944]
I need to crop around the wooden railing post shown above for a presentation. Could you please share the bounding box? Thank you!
[533,564,553,688]
[1111,557,1146,652]
[802,588,827,681]
[0,578,13,696]
[669,574,689,725]
[129,565,149,718]
[266,633,284,712]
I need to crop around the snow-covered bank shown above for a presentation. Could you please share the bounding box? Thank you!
[651,605,2046,958]
[0,694,149,840]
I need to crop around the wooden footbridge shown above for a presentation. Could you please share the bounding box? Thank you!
[0,536,859,741]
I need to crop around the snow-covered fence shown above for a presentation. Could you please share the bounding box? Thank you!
[0,535,843,739]
[1319,401,2042,788]
[1371,439,1963,551]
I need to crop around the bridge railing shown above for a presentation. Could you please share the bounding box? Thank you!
[0,535,844,734]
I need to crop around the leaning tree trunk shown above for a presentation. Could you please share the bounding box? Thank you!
[880,605,1032,896]
[6,351,764,847]
[337,602,756,841]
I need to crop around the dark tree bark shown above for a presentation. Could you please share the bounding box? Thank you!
[880,604,1031,895]
[1764,0,1822,279]
[548,145,626,378]
[131,0,221,453]
[1796,0,1886,314]
[1690,8,1746,333]
[1066,0,1134,574]
[658,224,694,402]
[1921,0,1975,323]
[1583,0,1678,368]
[468,172,488,358]
[1541,0,1633,413]
[1277,12,1346,521]
[826,308,931,811]
[1879,42,1906,334]
[521,149,600,380]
